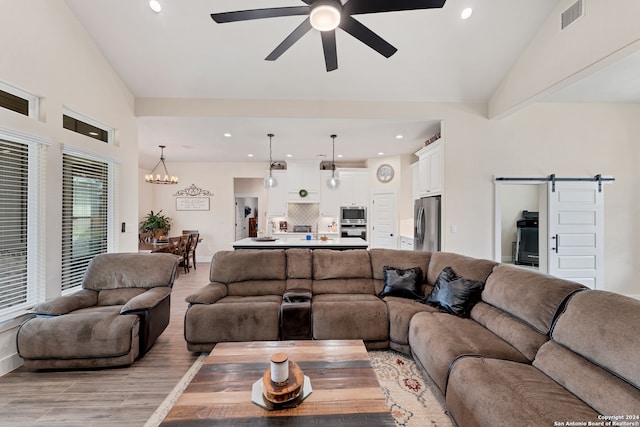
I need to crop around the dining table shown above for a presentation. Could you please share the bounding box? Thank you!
[138,241,170,253]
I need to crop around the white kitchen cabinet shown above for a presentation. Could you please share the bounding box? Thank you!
[320,170,340,217]
[411,162,420,201]
[338,169,369,207]
[400,235,414,250]
[414,140,443,197]
[266,171,288,217]
[287,161,320,202]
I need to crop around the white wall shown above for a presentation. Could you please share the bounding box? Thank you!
[0,0,138,375]
[140,162,268,260]
[443,102,639,297]
[490,0,640,117]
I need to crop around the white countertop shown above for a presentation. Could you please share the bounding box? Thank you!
[232,237,368,248]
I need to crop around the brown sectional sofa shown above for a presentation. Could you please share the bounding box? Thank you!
[184,248,640,426]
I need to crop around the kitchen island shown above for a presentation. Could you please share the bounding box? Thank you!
[232,236,368,250]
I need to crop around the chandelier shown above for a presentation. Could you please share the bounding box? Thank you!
[264,133,277,189]
[326,134,339,189]
[145,145,178,184]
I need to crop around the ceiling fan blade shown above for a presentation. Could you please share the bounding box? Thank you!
[266,18,313,61]
[340,16,397,58]
[344,0,446,15]
[321,31,338,72]
[211,6,309,24]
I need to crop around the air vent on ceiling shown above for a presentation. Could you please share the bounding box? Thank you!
[561,0,584,30]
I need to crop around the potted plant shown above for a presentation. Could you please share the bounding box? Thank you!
[139,209,172,240]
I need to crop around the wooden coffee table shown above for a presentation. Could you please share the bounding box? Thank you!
[160,340,395,426]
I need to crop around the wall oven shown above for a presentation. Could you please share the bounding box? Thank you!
[340,206,366,224]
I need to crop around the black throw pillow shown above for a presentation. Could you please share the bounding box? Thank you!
[425,266,483,317]
[378,266,424,300]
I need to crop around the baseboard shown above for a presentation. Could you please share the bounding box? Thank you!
[626,294,640,301]
[0,352,23,377]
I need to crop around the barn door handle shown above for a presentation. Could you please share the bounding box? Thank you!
[551,234,559,253]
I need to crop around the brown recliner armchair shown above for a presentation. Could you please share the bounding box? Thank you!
[17,253,177,369]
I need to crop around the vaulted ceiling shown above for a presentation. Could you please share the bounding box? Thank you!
[64,0,640,168]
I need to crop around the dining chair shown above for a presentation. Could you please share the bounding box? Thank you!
[139,231,153,244]
[187,233,199,270]
[168,236,188,276]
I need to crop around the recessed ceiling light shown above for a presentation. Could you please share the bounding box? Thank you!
[286,154,293,158]
[461,7,473,19]
[378,152,384,156]
[337,154,343,158]
[395,134,404,139]
[248,154,254,157]
[223,133,232,138]
[149,0,162,13]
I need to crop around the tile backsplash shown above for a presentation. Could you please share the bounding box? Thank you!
[270,203,336,233]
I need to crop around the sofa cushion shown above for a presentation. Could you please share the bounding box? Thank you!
[409,311,529,393]
[286,249,312,279]
[32,289,98,315]
[426,267,483,317]
[210,250,286,283]
[378,266,423,300]
[482,264,586,335]
[446,357,600,427]
[534,340,640,416]
[426,252,496,286]
[312,249,372,280]
[312,294,388,341]
[83,253,177,290]
[18,312,139,360]
[548,290,640,390]
[226,279,286,297]
[98,288,147,306]
[369,248,430,294]
[384,296,437,354]
[469,301,548,361]
[184,300,281,345]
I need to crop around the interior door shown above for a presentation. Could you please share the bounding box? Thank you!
[547,181,604,289]
[371,192,397,249]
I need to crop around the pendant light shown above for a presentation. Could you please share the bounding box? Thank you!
[145,145,178,184]
[326,134,339,189]
[264,133,277,189]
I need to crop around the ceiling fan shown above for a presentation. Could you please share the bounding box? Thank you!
[211,0,447,72]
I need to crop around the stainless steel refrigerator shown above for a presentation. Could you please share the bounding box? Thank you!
[414,195,441,252]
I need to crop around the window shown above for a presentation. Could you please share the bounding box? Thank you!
[62,109,113,144]
[0,81,39,118]
[0,131,46,319]
[61,153,110,292]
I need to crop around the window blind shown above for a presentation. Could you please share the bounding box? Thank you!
[0,138,45,318]
[61,154,109,292]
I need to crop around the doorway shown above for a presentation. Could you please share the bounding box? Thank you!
[494,182,547,272]
[234,197,258,240]
[495,179,606,289]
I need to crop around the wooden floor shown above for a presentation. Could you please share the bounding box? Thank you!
[0,262,209,427]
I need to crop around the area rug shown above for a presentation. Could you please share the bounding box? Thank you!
[369,350,453,427]
[146,350,452,427]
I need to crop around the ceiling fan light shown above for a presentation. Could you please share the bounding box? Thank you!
[149,0,162,13]
[310,4,341,31]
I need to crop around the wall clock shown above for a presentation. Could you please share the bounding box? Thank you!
[376,164,394,183]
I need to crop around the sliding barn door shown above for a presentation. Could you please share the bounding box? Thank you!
[547,181,604,289]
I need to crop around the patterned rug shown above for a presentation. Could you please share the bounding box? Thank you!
[146,350,452,427]
[369,350,453,427]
